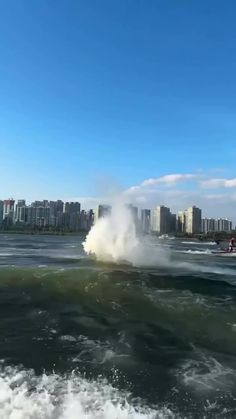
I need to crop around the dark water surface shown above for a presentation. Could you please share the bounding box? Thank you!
[1,234,236,418]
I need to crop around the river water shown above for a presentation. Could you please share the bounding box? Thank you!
[0,234,236,418]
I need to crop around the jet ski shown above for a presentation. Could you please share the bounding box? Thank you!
[212,249,236,256]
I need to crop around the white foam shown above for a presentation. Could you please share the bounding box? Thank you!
[181,241,216,246]
[200,242,217,246]
[0,365,175,419]
[178,352,235,392]
[177,249,212,255]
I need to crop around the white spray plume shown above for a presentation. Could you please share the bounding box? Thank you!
[83,199,169,267]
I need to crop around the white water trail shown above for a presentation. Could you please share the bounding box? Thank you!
[0,365,175,419]
[83,201,169,267]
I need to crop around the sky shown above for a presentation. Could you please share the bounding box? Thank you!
[0,1,236,221]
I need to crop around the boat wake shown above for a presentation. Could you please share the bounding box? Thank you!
[0,364,174,419]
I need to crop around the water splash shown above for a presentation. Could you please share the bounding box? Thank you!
[0,364,175,419]
[83,201,169,267]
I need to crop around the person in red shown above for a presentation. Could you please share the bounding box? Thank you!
[228,237,235,253]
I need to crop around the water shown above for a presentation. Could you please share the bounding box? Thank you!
[1,233,236,418]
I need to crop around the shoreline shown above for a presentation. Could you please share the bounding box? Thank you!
[0,230,87,236]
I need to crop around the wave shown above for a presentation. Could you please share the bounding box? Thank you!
[0,364,175,419]
[177,249,212,255]
[198,242,217,246]
[181,241,216,246]
[175,261,236,277]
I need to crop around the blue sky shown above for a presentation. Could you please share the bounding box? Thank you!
[0,1,236,219]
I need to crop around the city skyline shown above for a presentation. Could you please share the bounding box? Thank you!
[0,195,233,218]
[1,2,236,221]
[1,166,236,222]
[0,198,233,234]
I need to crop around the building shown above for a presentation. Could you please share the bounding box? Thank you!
[26,201,51,227]
[151,205,172,234]
[15,200,26,223]
[170,213,177,233]
[3,199,15,219]
[26,206,36,225]
[63,202,81,231]
[35,205,50,227]
[0,200,3,222]
[79,210,88,231]
[2,199,15,225]
[95,205,111,220]
[49,200,64,226]
[216,218,232,232]
[178,211,186,233]
[184,206,202,234]
[141,209,151,233]
[202,218,214,233]
[87,209,94,228]
[64,202,81,214]
[202,218,217,233]
[68,212,80,231]
[56,211,64,228]
[79,210,94,231]
[201,217,232,233]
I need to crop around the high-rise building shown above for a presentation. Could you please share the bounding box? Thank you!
[151,206,171,234]
[62,212,70,229]
[64,202,81,214]
[0,200,3,222]
[87,209,94,229]
[35,206,50,227]
[216,218,232,232]
[185,206,202,234]
[202,218,216,233]
[26,201,51,227]
[15,200,26,223]
[95,205,111,220]
[141,209,151,233]
[208,218,216,232]
[69,212,80,231]
[31,201,44,208]
[56,211,64,228]
[3,199,15,220]
[178,211,186,233]
[63,202,81,231]
[79,210,94,231]
[202,217,232,233]
[170,213,177,233]
[79,210,88,231]
[49,200,64,226]
[26,206,36,225]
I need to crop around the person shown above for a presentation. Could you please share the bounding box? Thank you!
[228,237,235,253]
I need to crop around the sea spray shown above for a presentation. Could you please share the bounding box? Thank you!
[83,201,169,266]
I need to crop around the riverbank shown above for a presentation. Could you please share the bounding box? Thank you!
[0,230,87,236]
